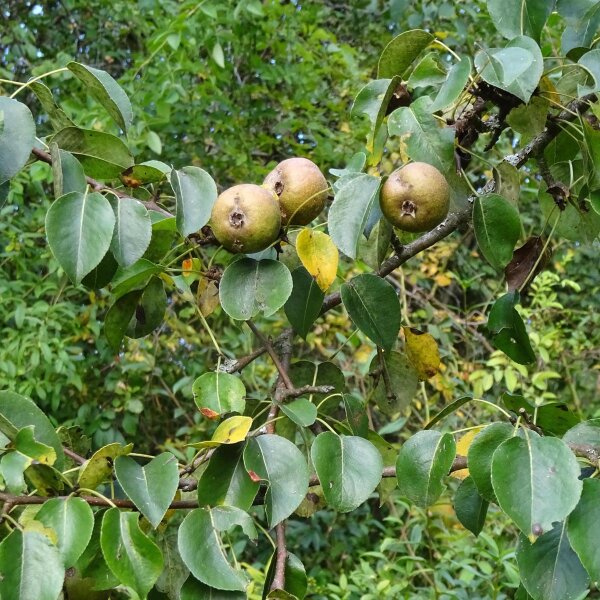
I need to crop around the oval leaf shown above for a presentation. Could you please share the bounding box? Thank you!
[100,508,163,598]
[396,430,456,507]
[284,266,325,338]
[109,196,152,267]
[243,435,309,528]
[219,258,293,320]
[377,29,434,78]
[34,497,94,568]
[295,229,339,292]
[114,452,179,528]
[430,57,472,112]
[491,435,583,537]
[404,327,441,380]
[311,432,383,512]
[192,372,246,418]
[341,273,400,351]
[190,416,253,449]
[454,476,489,536]
[46,190,116,283]
[0,97,35,182]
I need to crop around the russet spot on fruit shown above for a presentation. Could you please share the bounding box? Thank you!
[380,162,450,233]
[210,183,281,254]
[263,157,328,226]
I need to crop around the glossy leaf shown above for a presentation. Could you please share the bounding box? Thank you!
[430,57,472,112]
[0,529,64,600]
[284,266,325,338]
[454,476,489,536]
[0,391,64,469]
[280,398,317,428]
[34,497,94,568]
[190,416,253,449]
[351,76,401,151]
[562,4,600,54]
[0,97,36,182]
[568,478,600,581]
[517,522,589,600]
[111,258,163,298]
[487,0,555,42]
[50,145,86,198]
[181,577,246,599]
[67,61,133,131]
[468,422,514,502]
[370,350,419,416]
[51,127,134,179]
[388,96,455,171]
[396,430,456,507]
[104,289,141,351]
[358,216,392,270]
[328,173,381,259]
[295,228,339,292]
[406,52,446,88]
[45,190,115,283]
[244,434,309,527]
[192,372,246,418]
[114,452,179,528]
[171,166,218,236]
[475,47,534,86]
[178,506,255,592]
[491,434,583,537]
[377,29,434,77]
[197,443,259,511]
[311,432,383,512]
[341,273,400,351]
[473,193,521,270]
[109,196,152,267]
[263,551,308,600]
[100,508,163,598]
[219,258,293,320]
[487,292,536,364]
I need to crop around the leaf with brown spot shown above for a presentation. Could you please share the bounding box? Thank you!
[404,327,441,380]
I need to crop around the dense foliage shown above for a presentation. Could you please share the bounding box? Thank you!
[1,1,600,599]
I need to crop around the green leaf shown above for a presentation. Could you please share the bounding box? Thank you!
[568,478,600,581]
[51,127,134,180]
[377,29,434,78]
[430,57,472,112]
[579,49,600,96]
[101,508,163,598]
[280,398,317,428]
[343,394,368,438]
[289,360,346,415]
[425,395,474,430]
[491,434,583,537]
[243,434,309,527]
[487,292,536,364]
[178,507,255,592]
[468,422,514,502]
[407,52,447,88]
[30,81,74,131]
[517,522,590,600]
[67,62,133,132]
[45,190,115,283]
[539,189,600,243]
[340,273,400,351]
[487,0,555,42]
[311,432,383,512]
[155,528,190,599]
[121,162,167,186]
[473,193,521,270]
[388,96,455,171]
[503,393,579,436]
[0,391,64,469]
[563,418,600,447]
[212,42,226,68]
[181,577,246,599]
[78,442,133,489]
[197,443,259,511]
[0,97,36,182]
[506,97,549,142]
[171,166,218,237]
[454,476,489,536]
[127,276,167,338]
[114,452,179,528]
[50,145,86,198]
[284,267,325,338]
[263,552,308,600]
[219,258,293,320]
[396,430,456,507]
[582,117,600,190]
[192,372,246,418]
[104,290,141,351]
[351,77,401,152]
[328,173,381,259]
[370,350,419,416]
[0,529,64,600]
[109,196,152,267]
[111,258,163,298]
[562,3,600,54]
[34,497,94,568]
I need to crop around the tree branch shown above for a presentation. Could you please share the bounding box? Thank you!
[270,522,288,591]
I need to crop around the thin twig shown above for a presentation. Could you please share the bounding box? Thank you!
[247,322,294,391]
[270,522,288,591]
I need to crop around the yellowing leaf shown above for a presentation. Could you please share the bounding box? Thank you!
[404,327,441,380]
[197,278,219,316]
[189,416,253,449]
[296,229,339,292]
[451,426,486,480]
